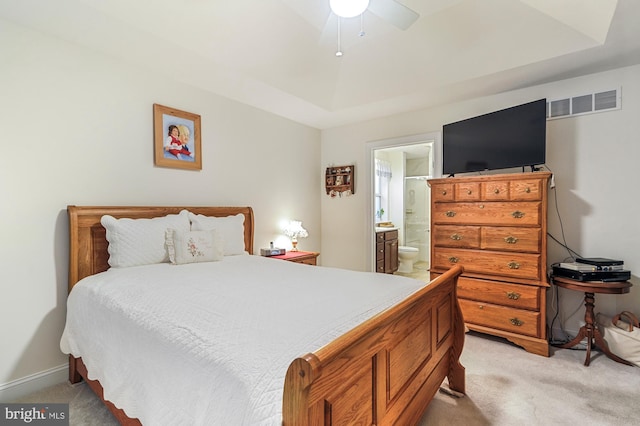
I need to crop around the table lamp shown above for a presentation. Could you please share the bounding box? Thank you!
[284,220,308,252]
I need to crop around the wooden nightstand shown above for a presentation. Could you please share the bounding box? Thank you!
[270,251,319,265]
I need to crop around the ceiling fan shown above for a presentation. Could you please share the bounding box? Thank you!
[331,0,420,31]
[327,0,419,55]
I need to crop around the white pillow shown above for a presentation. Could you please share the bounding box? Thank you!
[165,228,224,265]
[188,212,246,255]
[101,210,191,268]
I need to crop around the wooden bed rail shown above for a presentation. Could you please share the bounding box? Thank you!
[282,265,465,425]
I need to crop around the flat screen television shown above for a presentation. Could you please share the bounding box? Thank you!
[442,99,546,176]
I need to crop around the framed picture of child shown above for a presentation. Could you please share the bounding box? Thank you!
[153,104,202,170]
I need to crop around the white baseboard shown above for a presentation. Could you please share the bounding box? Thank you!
[0,364,68,402]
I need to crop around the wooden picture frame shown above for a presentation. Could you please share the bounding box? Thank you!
[153,104,202,170]
[325,165,354,197]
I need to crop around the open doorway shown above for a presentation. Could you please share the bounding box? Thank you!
[364,132,442,274]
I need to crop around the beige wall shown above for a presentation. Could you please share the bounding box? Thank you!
[0,19,320,392]
[320,64,640,337]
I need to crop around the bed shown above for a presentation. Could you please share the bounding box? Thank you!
[61,205,465,425]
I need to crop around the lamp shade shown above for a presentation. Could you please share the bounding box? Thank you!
[330,0,370,18]
[283,220,308,239]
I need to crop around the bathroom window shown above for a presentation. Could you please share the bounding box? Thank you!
[374,159,392,222]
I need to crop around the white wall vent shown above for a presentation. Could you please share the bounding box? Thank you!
[546,87,620,120]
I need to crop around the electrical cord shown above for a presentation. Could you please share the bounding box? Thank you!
[544,164,581,261]
[543,164,586,346]
[547,234,581,260]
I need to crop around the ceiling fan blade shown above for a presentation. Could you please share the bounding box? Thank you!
[368,0,419,30]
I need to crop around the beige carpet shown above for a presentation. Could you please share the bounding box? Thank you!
[14,332,640,425]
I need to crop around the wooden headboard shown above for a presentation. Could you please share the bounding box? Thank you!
[67,206,254,292]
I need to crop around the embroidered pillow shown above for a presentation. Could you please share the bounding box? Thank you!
[188,212,246,255]
[165,228,224,265]
[101,210,191,268]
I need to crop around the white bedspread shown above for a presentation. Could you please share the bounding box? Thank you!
[60,254,427,425]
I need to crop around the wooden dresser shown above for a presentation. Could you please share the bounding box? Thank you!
[428,172,551,356]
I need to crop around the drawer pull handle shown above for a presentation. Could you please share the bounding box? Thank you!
[450,234,462,241]
[449,256,459,264]
[478,305,484,310]
[467,189,472,195]
[508,261,520,269]
[494,188,500,194]
[510,318,524,326]
[525,187,531,193]
[511,211,525,219]
[506,291,521,300]
[445,211,456,217]
[442,190,447,195]
[504,236,518,244]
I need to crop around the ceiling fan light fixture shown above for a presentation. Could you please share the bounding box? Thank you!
[330,0,370,18]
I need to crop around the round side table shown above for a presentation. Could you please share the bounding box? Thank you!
[551,276,633,367]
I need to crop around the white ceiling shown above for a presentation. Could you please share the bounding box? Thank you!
[2,0,639,129]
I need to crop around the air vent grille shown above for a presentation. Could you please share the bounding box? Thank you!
[546,88,620,120]
[595,90,617,110]
[572,94,592,114]
[549,99,570,118]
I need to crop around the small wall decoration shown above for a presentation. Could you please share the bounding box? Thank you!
[153,104,202,170]
[325,165,354,197]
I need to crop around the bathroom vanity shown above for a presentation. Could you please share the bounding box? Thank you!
[375,228,398,274]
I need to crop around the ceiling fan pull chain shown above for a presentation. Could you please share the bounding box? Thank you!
[360,13,365,37]
[336,17,343,57]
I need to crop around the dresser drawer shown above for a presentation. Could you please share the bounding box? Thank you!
[454,182,481,201]
[481,226,541,253]
[481,181,510,200]
[433,248,541,280]
[431,183,454,201]
[457,276,540,310]
[510,178,543,201]
[459,299,541,337]
[433,225,480,249]
[433,202,541,226]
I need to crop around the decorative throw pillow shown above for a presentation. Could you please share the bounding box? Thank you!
[188,212,246,255]
[165,228,224,265]
[101,210,191,268]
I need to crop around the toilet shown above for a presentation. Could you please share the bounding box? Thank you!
[398,246,419,273]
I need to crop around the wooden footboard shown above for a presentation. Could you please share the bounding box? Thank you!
[283,265,465,425]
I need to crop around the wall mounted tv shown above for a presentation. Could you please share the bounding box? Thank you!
[442,99,546,176]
